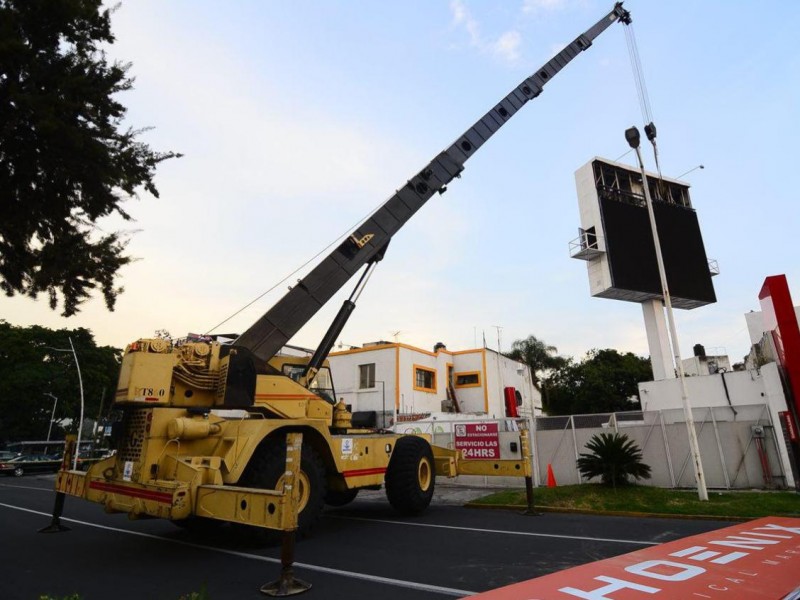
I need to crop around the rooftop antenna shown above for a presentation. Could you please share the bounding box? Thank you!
[492,325,503,353]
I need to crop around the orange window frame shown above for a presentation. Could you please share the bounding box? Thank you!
[454,371,481,388]
[413,364,437,393]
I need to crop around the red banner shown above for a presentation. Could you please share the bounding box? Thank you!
[469,517,800,599]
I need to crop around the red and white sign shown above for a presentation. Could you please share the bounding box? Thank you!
[468,517,800,599]
[455,422,500,459]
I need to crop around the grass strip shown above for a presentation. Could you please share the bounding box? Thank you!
[469,484,800,519]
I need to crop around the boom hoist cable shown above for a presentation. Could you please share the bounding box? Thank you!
[203,203,383,336]
[624,21,665,188]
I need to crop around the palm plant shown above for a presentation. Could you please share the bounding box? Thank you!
[506,335,566,393]
[577,432,651,487]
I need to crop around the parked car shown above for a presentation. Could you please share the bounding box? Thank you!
[0,454,62,477]
[0,451,21,461]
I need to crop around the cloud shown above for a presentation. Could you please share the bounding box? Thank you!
[493,31,522,62]
[449,0,522,64]
[522,0,570,14]
[450,0,481,47]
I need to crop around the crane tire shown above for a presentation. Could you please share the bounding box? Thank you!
[325,488,359,507]
[385,436,435,515]
[237,435,326,543]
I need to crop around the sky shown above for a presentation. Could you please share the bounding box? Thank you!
[2,0,798,365]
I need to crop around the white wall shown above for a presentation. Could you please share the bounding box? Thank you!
[450,351,485,414]
[329,343,541,420]
[638,366,795,487]
[639,370,772,412]
[574,159,612,297]
[398,345,439,415]
[329,345,396,418]
[746,306,800,346]
[483,350,541,418]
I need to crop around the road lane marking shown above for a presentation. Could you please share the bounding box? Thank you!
[2,484,661,547]
[0,483,54,492]
[327,515,659,546]
[0,502,474,597]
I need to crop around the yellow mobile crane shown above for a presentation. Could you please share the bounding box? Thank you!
[54,3,631,542]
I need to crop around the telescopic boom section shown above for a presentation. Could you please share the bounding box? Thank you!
[235,3,631,363]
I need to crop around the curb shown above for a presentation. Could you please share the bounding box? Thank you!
[464,502,752,522]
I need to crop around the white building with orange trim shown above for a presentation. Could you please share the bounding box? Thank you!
[328,341,541,428]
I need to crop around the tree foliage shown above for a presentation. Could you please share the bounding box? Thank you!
[577,432,652,487]
[543,348,652,415]
[505,334,567,392]
[0,321,122,443]
[0,0,179,316]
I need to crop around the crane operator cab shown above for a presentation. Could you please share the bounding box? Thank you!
[276,358,337,405]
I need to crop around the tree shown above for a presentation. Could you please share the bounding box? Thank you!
[0,0,179,316]
[505,334,567,393]
[0,321,122,443]
[543,348,652,415]
[577,432,652,487]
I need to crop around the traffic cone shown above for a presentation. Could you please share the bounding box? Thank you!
[546,464,557,488]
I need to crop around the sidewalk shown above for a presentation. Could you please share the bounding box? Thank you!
[357,481,493,506]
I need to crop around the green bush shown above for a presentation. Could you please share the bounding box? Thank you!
[577,432,651,487]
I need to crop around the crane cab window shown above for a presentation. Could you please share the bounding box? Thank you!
[282,364,305,382]
[309,367,336,404]
[281,364,336,404]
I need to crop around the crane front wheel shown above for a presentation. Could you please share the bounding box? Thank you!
[385,436,435,515]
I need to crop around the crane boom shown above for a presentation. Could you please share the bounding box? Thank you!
[235,2,631,363]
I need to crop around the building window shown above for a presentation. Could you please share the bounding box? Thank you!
[359,363,375,389]
[454,371,481,388]
[447,364,454,388]
[413,365,436,393]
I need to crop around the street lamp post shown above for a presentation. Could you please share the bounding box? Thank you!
[44,392,58,442]
[677,164,704,179]
[47,337,85,471]
[625,126,708,502]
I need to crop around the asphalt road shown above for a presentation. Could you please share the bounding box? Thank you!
[0,476,735,600]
